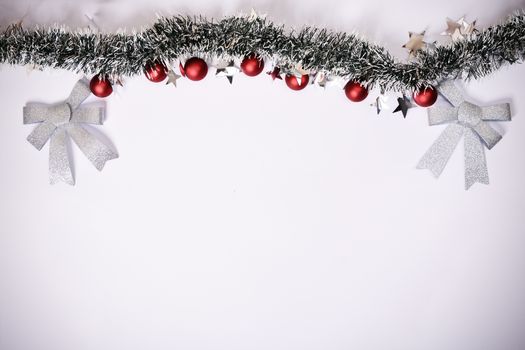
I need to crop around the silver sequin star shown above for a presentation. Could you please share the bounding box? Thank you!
[441,17,477,41]
[216,61,240,84]
[392,95,414,118]
[370,94,390,115]
[166,70,181,87]
[403,31,427,57]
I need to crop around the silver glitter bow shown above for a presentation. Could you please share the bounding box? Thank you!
[417,80,511,189]
[23,78,118,185]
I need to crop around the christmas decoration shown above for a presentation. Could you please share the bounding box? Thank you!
[89,75,113,98]
[240,55,265,76]
[441,16,477,41]
[23,78,118,185]
[285,74,309,91]
[392,96,414,118]
[402,31,427,57]
[417,81,511,189]
[181,57,208,81]
[145,62,168,82]
[371,94,390,115]
[216,61,240,84]
[267,67,282,80]
[344,81,368,102]
[166,70,181,87]
[413,86,438,107]
[313,72,327,88]
[0,12,522,92]
[0,10,523,188]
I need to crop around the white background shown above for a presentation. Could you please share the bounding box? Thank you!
[1,0,525,349]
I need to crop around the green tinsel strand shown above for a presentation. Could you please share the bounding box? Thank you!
[0,11,523,92]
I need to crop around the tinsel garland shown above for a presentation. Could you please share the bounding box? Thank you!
[1,11,524,92]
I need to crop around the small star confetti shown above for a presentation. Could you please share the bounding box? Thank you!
[441,17,477,41]
[267,67,282,80]
[403,31,427,57]
[166,70,181,87]
[216,61,240,84]
[313,72,327,87]
[248,9,267,22]
[370,94,390,115]
[392,95,414,118]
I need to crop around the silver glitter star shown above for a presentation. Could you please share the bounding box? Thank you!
[248,9,267,22]
[441,17,477,41]
[216,61,240,84]
[441,17,462,36]
[313,72,327,88]
[370,94,390,115]
[166,70,181,87]
[403,31,427,57]
[392,95,414,118]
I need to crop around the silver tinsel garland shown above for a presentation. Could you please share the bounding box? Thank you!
[0,11,524,93]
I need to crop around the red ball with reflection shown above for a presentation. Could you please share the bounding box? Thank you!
[285,74,309,91]
[413,86,438,107]
[89,75,113,98]
[145,62,168,82]
[241,54,265,77]
[344,81,368,102]
[181,57,208,81]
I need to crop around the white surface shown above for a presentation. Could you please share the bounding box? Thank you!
[1,1,525,350]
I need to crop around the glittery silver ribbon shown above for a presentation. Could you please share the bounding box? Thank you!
[417,80,511,189]
[23,78,118,185]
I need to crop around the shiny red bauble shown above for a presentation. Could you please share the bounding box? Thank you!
[89,75,113,98]
[344,81,368,102]
[240,54,265,77]
[413,86,438,107]
[180,57,208,81]
[145,62,168,82]
[285,74,309,91]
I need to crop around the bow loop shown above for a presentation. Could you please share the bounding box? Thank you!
[481,104,511,121]
[71,105,105,124]
[65,78,91,109]
[438,80,465,107]
[428,106,458,125]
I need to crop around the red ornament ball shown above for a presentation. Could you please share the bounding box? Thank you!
[285,74,309,91]
[240,54,265,77]
[145,62,168,82]
[344,81,368,102]
[181,57,208,81]
[413,86,438,107]
[89,75,113,98]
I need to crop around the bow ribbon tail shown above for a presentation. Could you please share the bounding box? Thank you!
[437,80,464,107]
[464,128,489,190]
[417,123,464,177]
[428,106,459,125]
[67,125,118,171]
[49,127,75,185]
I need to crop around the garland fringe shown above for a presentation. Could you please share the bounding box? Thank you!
[1,11,524,92]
